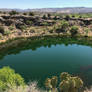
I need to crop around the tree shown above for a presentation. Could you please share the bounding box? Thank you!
[0,67,25,90]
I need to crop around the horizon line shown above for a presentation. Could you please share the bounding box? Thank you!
[0,7,92,10]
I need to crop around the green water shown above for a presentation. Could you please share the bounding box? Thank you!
[0,37,92,87]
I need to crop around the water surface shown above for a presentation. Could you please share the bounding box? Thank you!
[0,37,92,87]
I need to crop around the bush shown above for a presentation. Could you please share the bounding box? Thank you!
[9,26,14,30]
[85,28,90,34]
[29,12,34,16]
[42,15,47,19]
[4,30,11,35]
[25,20,33,25]
[19,25,27,31]
[65,15,71,21]
[61,21,69,32]
[0,67,25,90]
[54,16,57,20]
[45,72,83,92]
[47,13,51,19]
[0,11,2,14]
[3,12,6,14]
[70,26,78,36]
[0,26,5,35]
[9,11,19,16]
[23,13,27,15]
[41,22,49,26]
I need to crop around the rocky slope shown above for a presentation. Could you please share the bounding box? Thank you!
[0,14,92,43]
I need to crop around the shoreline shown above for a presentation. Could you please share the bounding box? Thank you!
[0,32,92,44]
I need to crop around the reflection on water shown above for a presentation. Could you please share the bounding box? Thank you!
[0,37,92,87]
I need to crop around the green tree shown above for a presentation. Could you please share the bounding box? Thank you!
[0,67,25,90]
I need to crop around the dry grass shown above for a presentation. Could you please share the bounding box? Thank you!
[2,82,92,92]
[4,82,46,92]
[84,87,92,92]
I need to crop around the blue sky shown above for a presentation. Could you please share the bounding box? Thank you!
[0,0,92,9]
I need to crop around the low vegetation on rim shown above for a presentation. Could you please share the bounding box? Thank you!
[0,11,92,43]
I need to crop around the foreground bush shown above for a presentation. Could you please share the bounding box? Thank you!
[45,72,83,92]
[0,67,25,90]
[0,67,90,92]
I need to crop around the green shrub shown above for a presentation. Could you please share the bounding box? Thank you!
[4,30,11,35]
[0,26,5,35]
[9,11,19,16]
[54,16,57,20]
[61,21,69,32]
[18,25,27,31]
[29,12,34,16]
[85,28,90,34]
[9,26,14,30]
[0,67,25,90]
[23,12,27,15]
[42,15,47,19]
[41,22,49,26]
[55,21,69,33]
[65,15,71,21]
[26,20,33,25]
[70,26,78,36]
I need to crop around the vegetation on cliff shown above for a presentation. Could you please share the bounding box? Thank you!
[0,11,92,43]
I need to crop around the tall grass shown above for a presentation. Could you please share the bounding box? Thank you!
[4,82,46,92]
[84,87,92,92]
[4,82,92,92]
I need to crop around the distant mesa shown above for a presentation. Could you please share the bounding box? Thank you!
[0,7,92,13]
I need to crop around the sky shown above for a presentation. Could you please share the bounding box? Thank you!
[0,0,92,9]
